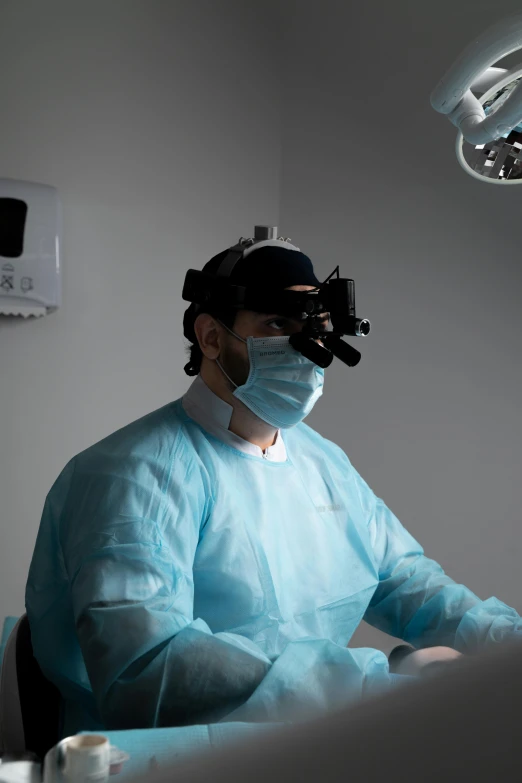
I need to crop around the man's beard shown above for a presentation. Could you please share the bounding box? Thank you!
[219,336,250,390]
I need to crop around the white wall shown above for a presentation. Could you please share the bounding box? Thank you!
[0,0,283,621]
[278,0,522,652]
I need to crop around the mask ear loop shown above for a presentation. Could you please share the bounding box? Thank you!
[216,319,247,345]
[214,319,247,389]
[216,359,238,389]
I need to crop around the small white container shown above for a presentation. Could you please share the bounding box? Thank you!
[62,736,110,783]
[43,737,129,783]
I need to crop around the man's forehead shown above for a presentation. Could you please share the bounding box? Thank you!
[285,284,317,292]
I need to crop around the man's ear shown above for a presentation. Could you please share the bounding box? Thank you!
[194,313,221,360]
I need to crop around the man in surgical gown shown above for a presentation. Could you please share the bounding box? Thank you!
[25,240,522,736]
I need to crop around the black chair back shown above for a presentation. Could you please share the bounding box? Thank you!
[16,615,62,759]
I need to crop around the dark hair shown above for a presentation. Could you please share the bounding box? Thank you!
[183,248,240,376]
[184,306,237,376]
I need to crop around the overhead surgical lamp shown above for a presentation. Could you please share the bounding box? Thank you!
[431,13,522,184]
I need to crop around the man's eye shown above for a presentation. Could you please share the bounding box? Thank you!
[266,319,287,331]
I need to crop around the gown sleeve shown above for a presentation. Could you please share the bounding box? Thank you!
[350,468,522,653]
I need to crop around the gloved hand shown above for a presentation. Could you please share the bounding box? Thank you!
[392,646,462,677]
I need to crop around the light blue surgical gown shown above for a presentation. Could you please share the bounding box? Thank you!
[25,397,522,734]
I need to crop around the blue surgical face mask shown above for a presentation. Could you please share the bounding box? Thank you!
[216,322,325,429]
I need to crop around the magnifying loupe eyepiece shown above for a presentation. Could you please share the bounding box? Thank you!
[322,335,361,367]
[289,333,334,369]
